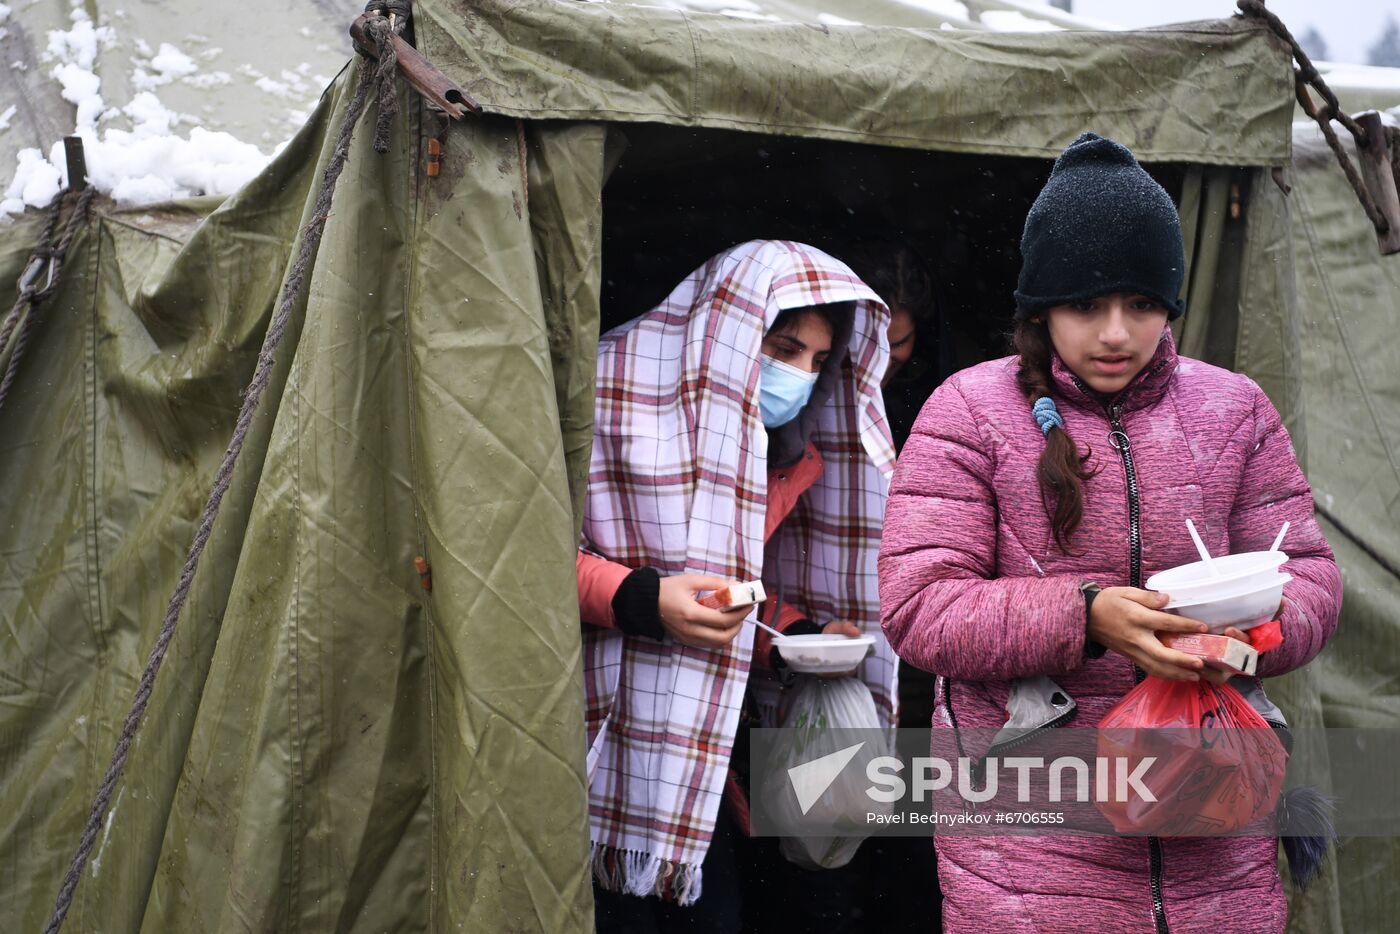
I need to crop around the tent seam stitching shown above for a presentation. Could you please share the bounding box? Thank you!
[436,109,1287,164]
[85,221,106,652]
[678,11,700,118]
[289,273,306,930]
[99,214,192,247]
[402,93,440,928]
[80,208,104,929]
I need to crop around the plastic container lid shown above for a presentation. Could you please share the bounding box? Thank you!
[1146,550,1288,597]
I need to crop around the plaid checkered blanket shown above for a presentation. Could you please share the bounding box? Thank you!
[581,240,898,904]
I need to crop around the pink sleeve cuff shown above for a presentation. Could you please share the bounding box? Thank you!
[577,551,634,628]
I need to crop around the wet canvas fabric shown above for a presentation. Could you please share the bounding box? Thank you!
[0,72,601,931]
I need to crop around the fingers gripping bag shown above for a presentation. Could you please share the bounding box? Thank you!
[1097,678,1287,836]
[760,677,893,870]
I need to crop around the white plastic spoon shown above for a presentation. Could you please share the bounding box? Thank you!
[1185,518,1220,576]
[1269,521,1291,554]
[752,616,786,640]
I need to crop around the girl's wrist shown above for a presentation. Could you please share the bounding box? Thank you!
[1081,582,1107,659]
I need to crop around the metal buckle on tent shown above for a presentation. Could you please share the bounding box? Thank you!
[18,256,55,296]
[349,13,482,120]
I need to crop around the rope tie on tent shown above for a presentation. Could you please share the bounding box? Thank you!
[362,4,405,153]
[363,0,412,18]
[41,7,407,933]
[1238,0,1392,237]
[0,187,95,418]
[350,7,479,120]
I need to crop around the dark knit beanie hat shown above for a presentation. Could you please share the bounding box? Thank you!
[1014,132,1185,320]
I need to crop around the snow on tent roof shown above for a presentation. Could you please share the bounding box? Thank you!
[645,0,1124,32]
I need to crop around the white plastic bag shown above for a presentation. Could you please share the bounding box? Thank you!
[760,676,893,870]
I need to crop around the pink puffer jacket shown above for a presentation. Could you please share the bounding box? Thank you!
[879,332,1341,933]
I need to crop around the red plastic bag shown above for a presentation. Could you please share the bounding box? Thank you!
[1096,678,1286,835]
[1247,619,1284,653]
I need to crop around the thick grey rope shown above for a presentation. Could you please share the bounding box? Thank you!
[41,17,397,933]
[370,21,399,153]
[0,199,61,353]
[0,188,94,417]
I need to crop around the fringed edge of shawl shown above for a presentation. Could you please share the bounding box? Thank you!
[589,840,704,906]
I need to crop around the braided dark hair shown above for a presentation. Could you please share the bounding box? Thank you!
[1012,318,1095,549]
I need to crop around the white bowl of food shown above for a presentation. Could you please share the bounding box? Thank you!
[775,634,876,675]
[1147,550,1289,605]
[1162,574,1290,633]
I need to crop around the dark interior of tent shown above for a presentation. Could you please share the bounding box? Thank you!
[599,124,1187,446]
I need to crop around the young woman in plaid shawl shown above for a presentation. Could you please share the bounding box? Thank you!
[576,240,898,925]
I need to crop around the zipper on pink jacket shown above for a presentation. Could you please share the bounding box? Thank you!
[1106,399,1170,934]
[1107,403,1143,590]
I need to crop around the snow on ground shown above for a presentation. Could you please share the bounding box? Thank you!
[0,3,325,219]
[979,10,1061,32]
[890,0,971,22]
[715,9,786,21]
[652,0,1110,31]
[241,62,332,101]
[652,0,785,19]
[132,43,199,91]
[1313,61,1400,91]
[655,0,765,11]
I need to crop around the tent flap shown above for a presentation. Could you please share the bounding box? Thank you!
[0,71,594,931]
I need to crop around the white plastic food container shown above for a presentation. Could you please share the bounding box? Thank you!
[1146,550,1288,604]
[774,634,876,675]
[1162,574,1291,632]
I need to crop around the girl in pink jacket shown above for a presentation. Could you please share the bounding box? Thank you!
[879,133,1342,933]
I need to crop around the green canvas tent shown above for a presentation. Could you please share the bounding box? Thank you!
[1268,108,1400,933]
[0,1,1394,931]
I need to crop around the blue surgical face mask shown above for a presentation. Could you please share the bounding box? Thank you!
[758,355,819,427]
